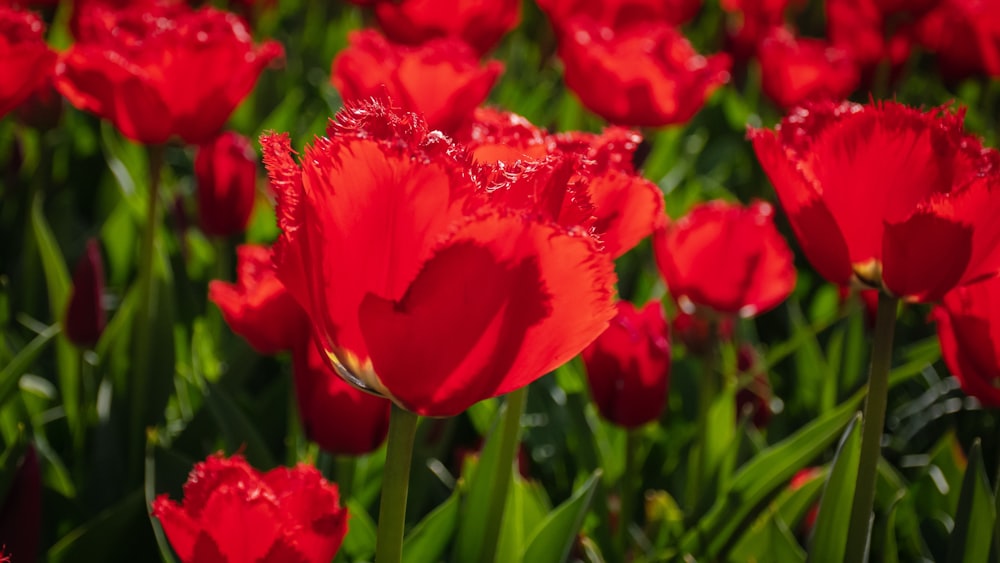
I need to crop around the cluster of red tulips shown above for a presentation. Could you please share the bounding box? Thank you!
[3,0,1000,562]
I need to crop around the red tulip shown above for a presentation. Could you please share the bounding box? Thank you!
[934,276,1000,407]
[331,30,501,135]
[757,26,859,109]
[654,200,796,317]
[0,6,56,119]
[195,131,258,238]
[208,244,310,355]
[826,0,916,79]
[56,4,283,145]
[262,98,616,417]
[537,0,700,32]
[557,18,730,127]
[750,100,1000,303]
[64,238,106,348]
[373,0,519,55]
[582,300,671,428]
[720,0,803,58]
[152,454,348,563]
[460,108,665,258]
[0,445,41,563]
[292,338,391,456]
[916,0,1000,80]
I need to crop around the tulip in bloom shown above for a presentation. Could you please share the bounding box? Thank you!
[757,27,859,109]
[720,0,803,57]
[934,276,1000,407]
[751,100,1000,302]
[331,30,502,135]
[210,245,391,455]
[537,0,701,33]
[262,98,617,417]
[56,4,283,145]
[582,300,671,428]
[0,6,57,119]
[654,200,796,317]
[826,0,917,79]
[916,0,1000,80]
[65,239,106,348]
[152,454,348,563]
[373,0,520,55]
[196,131,258,238]
[293,338,391,456]
[460,108,665,259]
[208,244,310,355]
[557,18,731,127]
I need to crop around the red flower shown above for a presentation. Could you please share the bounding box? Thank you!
[750,101,1000,302]
[826,0,917,79]
[0,445,41,563]
[55,4,283,145]
[757,27,859,109]
[262,98,616,417]
[537,0,700,32]
[916,0,1000,79]
[196,131,258,238]
[0,7,56,120]
[152,454,348,563]
[331,30,501,135]
[292,338,391,456]
[208,244,310,355]
[460,109,665,259]
[373,0,519,55]
[934,276,1000,407]
[557,18,730,127]
[64,238,106,348]
[582,300,671,428]
[721,0,804,58]
[654,200,796,317]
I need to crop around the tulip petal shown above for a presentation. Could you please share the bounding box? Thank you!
[750,128,853,285]
[359,212,616,417]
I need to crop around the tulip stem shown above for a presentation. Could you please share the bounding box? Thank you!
[480,386,529,563]
[129,144,165,482]
[619,428,640,558]
[375,403,419,563]
[688,319,719,511]
[844,293,898,563]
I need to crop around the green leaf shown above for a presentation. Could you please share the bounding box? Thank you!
[882,493,906,563]
[679,400,856,560]
[342,499,377,560]
[453,402,507,562]
[522,470,602,563]
[948,440,996,563]
[30,196,82,446]
[402,489,460,563]
[729,515,806,563]
[808,413,863,563]
[201,381,276,470]
[496,471,551,563]
[0,322,60,408]
[47,489,151,562]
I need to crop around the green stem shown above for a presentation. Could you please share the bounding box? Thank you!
[335,455,356,500]
[619,429,640,559]
[128,144,165,479]
[688,321,719,511]
[375,403,419,563]
[480,386,530,563]
[844,293,898,562]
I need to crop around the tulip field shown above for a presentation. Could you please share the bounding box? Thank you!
[4,0,1000,561]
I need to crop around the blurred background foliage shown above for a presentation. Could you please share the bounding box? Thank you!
[2,0,999,561]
